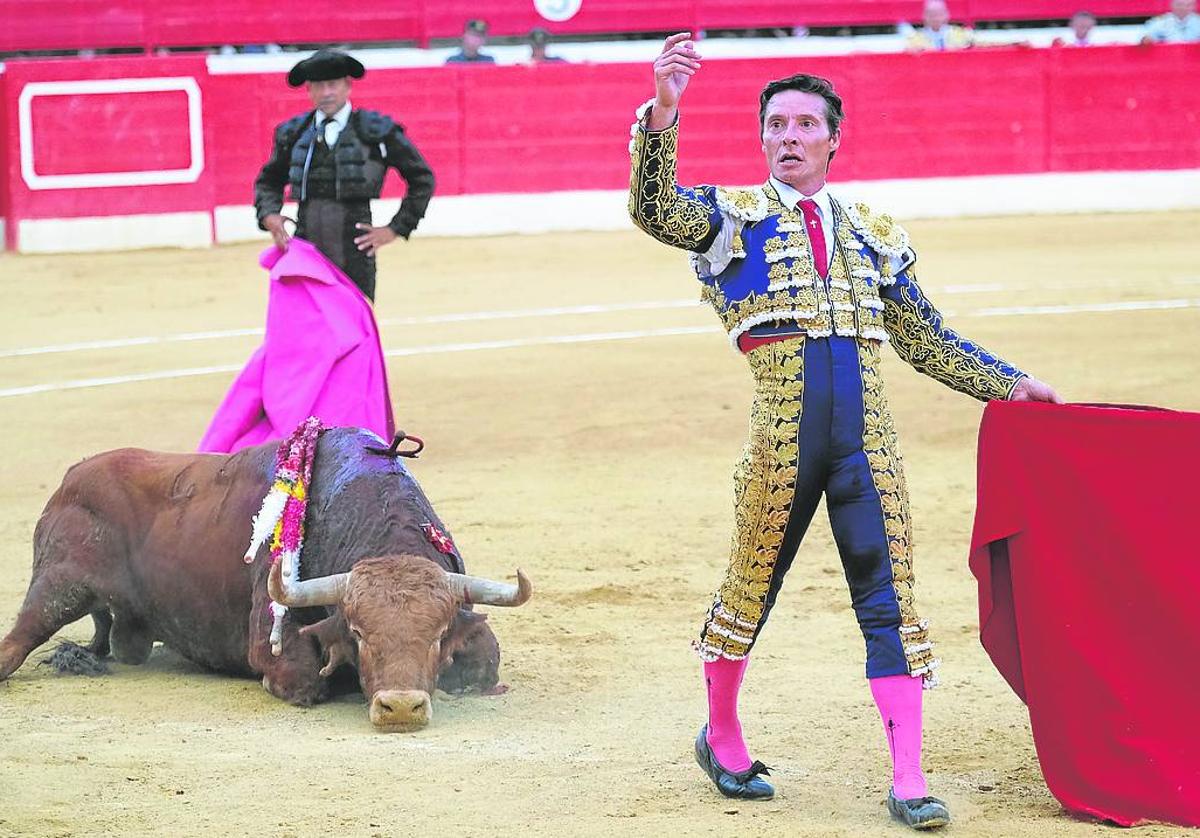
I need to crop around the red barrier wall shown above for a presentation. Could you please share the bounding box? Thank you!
[1,56,214,225]
[2,44,1197,248]
[0,1,1165,53]
[0,71,8,247]
[147,1,424,51]
[1045,44,1200,171]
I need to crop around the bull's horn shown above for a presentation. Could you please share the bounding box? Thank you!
[268,560,351,608]
[445,569,532,607]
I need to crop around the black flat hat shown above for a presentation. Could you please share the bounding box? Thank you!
[287,49,365,87]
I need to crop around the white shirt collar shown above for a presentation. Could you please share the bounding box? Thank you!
[769,176,833,220]
[315,100,352,128]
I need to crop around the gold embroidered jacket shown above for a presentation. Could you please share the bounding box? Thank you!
[627,108,1025,402]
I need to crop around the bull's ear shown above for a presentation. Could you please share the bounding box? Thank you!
[441,610,484,659]
[298,613,356,678]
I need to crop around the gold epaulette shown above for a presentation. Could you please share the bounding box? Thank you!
[843,201,911,258]
[714,186,769,223]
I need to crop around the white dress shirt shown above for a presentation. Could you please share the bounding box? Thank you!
[769,176,835,267]
[695,177,911,279]
[315,100,352,147]
[1143,11,1200,42]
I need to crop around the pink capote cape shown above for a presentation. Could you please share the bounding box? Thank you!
[198,238,394,453]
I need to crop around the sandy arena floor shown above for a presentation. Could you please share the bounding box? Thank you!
[0,212,1197,837]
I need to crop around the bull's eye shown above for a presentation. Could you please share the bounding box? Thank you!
[349,627,363,642]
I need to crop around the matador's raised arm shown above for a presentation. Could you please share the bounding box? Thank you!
[627,102,722,253]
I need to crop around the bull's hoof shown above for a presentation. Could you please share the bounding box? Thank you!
[38,641,110,676]
[369,689,432,731]
[110,619,153,665]
[262,674,328,707]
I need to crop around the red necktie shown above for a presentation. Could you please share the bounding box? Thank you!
[798,198,828,278]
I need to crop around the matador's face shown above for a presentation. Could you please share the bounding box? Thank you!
[307,77,352,117]
[761,90,841,195]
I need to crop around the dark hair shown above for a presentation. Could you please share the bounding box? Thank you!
[758,74,845,135]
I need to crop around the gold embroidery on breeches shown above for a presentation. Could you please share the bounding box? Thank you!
[697,338,939,682]
[698,338,805,661]
[856,342,938,680]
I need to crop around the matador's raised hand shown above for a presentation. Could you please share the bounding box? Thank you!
[647,32,702,131]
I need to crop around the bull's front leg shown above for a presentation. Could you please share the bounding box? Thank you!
[0,568,97,681]
[247,589,329,706]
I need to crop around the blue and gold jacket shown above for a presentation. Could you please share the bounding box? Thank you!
[627,106,1025,402]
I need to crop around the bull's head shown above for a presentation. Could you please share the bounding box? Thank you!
[268,554,530,731]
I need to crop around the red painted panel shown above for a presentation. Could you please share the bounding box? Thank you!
[2,56,213,223]
[457,62,647,192]
[146,0,422,49]
[0,71,9,248]
[423,0,695,40]
[29,90,193,176]
[965,0,1161,21]
[844,49,1050,179]
[1046,44,1200,172]
[0,0,147,52]
[697,0,919,30]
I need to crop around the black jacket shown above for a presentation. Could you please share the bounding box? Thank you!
[253,108,435,238]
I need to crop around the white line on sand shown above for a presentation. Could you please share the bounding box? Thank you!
[6,281,1198,359]
[0,300,699,359]
[1,299,1196,399]
[0,327,715,398]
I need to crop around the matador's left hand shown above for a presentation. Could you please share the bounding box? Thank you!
[1009,376,1064,404]
[354,224,398,257]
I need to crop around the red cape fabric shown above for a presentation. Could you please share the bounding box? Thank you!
[198,239,394,453]
[970,401,1200,828]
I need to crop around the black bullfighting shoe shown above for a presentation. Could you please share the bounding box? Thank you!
[693,725,775,800]
[887,789,951,830]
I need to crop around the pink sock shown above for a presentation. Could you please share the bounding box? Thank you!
[870,673,928,800]
[704,656,752,772]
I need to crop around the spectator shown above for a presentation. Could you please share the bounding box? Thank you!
[1141,0,1200,43]
[528,28,567,63]
[904,0,974,51]
[1054,10,1097,46]
[445,19,496,63]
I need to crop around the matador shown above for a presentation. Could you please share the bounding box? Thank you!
[628,33,1062,830]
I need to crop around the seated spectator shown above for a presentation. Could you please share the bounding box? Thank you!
[1141,0,1200,42]
[528,28,567,63]
[1054,10,1097,46]
[905,0,974,51]
[446,19,496,63]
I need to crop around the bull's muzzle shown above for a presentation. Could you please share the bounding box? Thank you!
[369,689,432,731]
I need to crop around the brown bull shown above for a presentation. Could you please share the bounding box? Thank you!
[0,427,531,731]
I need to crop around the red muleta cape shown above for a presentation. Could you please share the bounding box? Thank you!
[970,400,1200,828]
[198,239,395,453]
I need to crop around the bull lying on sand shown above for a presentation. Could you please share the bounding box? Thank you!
[0,427,530,731]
